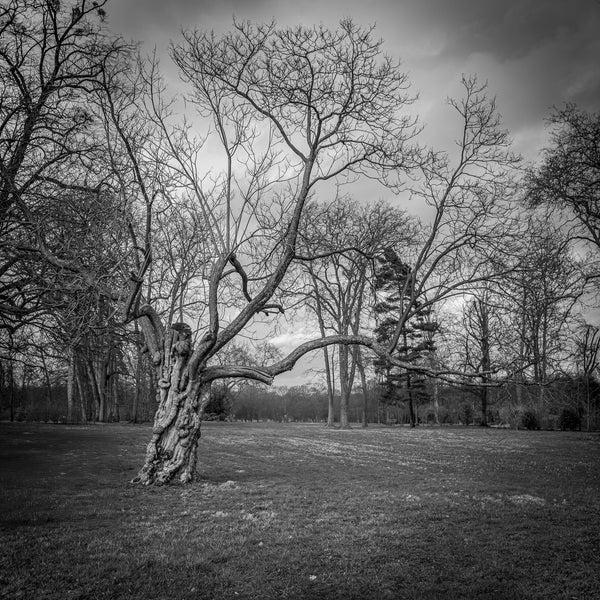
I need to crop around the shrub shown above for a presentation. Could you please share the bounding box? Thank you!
[520,409,540,430]
[558,407,580,431]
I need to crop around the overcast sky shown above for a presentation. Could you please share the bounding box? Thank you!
[107,0,599,163]
[105,0,600,387]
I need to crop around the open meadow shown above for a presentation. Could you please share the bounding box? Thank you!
[0,422,599,599]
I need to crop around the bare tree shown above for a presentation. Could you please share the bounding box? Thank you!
[460,287,505,426]
[381,76,521,365]
[527,105,600,252]
[578,324,600,431]
[0,0,129,295]
[0,0,119,221]
[116,20,421,485]
[121,43,529,483]
[0,0,136,349]
[298,198,417,427]
[2,12,526,483]
[498,214,587,406]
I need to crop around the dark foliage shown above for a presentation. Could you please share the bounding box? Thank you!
[558,407,581,431]
[520,409,541,430]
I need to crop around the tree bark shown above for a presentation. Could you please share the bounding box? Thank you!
[67,349,75,424]
[132,321,143,423]
[86,359,101,422]
[480,385,488,427]
[40,351,53,423]
[111,363,120,422]
[75,361,87,423]
[132,323,210,485]
[479,298,490,426]
[20,366,29,420]
[310,276,336,427]
[339,344,354,428]
[433,379,440,425]
[407,374,416,427]
[8,360,15,422]
[324,347,336,427]
[355,349,369,427]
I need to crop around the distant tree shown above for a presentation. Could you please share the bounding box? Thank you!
[459,286,508,426]
[577,324,600,430]
[503,217,586,406]
[298,198,418,428]
[365,76,521,429]
[373,248,438,427]
[527,105,600,253]
[204,383,232,421]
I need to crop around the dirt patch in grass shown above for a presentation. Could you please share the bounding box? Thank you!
[1,422,599,599]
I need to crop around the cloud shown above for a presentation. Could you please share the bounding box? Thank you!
[269,327,326,387]
[398,0,598,63]
[107,0,600,166]
[269,328,320,353]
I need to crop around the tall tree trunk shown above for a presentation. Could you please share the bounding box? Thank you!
[515,381,523,406]
[132,322,143,423]
[112,365,120,422]
[401,330,416,428]
[480,385,488,427]
[67,348,75,424]
[40,351,53,422]
[404,370,416,427]
[324,347,336,427]
[311,280,336,427]
[99,352,110,422]
[75,362,87,423]
[407,377,416,427]
[132,370,141,423]
[20,366,28,420]
[86,359,101,422]
[586,375,591,432]
[479,298,490,426]
[338,344,353,428]
[433,380,440,425]
[355,349,369,427]
[8,360,15,422]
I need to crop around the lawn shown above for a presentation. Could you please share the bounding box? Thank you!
[0,422,599,599]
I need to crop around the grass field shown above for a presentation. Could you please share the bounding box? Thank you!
[0,422,599,599]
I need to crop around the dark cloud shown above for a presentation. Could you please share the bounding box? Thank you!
[400,0,598,62]
[374,0,600,159]
[106,0,600,161]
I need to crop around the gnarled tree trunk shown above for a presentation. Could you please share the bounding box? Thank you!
[132,319,211,485]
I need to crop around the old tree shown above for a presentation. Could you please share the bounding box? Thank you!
[124,21,423,484]
[1,2,519,485]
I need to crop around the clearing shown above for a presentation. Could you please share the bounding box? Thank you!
[0,422,599,599]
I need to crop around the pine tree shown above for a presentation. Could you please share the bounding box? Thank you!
[373,248,437,426]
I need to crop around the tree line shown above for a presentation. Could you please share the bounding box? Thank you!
[1,1,599,484]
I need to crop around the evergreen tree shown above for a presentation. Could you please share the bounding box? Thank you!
[373,248,437,426]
